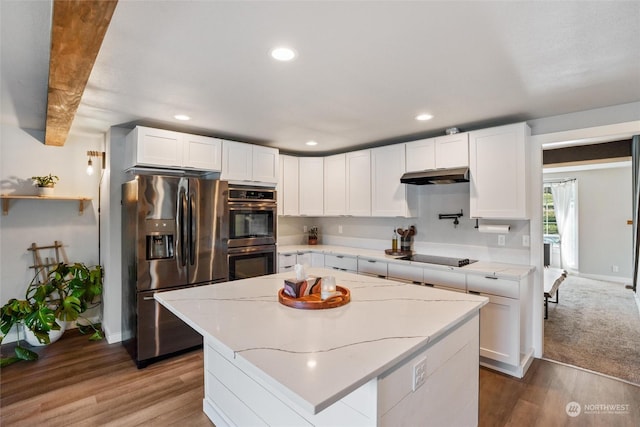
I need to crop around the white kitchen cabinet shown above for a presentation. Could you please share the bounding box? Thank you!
[388,263,423,284]
[345,150,371,216]
[298,157,324,216]
[221,140,279,184]
[357,258,388,278]
[423,268,466,292]
[311,252,325,268]
[405,138,435,172]
[279,155,299,216]
[404,133,468,173]
[182,133,222,170]
[477,293,520,366]
[125,126,222,171]
[467,274,522,368]
[324,254,357,273]
[435,133,469,169]
[469,123,530,219]
[324,153,347,216]
[278,252,312,273]
[371,144,415,217]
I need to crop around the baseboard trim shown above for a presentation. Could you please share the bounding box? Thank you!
[572,272,632,285]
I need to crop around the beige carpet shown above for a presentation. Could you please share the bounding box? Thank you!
[543,274,640,385]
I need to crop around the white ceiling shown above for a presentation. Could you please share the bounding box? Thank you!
[2,1,639,154]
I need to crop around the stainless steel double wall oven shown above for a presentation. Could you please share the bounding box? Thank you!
[227,185,277,280]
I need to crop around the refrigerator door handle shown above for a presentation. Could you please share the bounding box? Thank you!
[189,193,196,266]
[179,190,188,267]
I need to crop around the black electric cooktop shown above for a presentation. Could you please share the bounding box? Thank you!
[398,254,477,268]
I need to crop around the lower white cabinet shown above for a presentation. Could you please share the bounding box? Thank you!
[467,274,523,369]
[388,263,423,284]
[357,258,388,278]
[475,292,520,366]
[278,253,297,273]
[423,268,466,292]
[324,254,357,273]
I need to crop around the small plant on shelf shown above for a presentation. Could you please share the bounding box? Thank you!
[31,173,59,188]
[308,226,319,245]
[31,174,59,196]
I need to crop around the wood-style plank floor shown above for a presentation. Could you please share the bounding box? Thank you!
[2,330,639,426]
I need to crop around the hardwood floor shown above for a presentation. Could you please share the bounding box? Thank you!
[2,330,639,426]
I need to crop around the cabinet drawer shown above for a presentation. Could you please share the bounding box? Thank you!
[423,268,466,291]
[388,263,423,283]
[467,275,519,299]
[278,253,296,269]
[357,259,388,277]
[324,254,357,272]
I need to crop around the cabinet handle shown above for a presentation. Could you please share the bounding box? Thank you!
[332,267,340,270]
[484,276,498,280]
[283,254,293,257]
[337,255,344,259]
[368,260,376,263]
[377,275,386,278]
[469,290,481,295]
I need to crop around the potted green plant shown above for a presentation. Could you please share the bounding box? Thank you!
[308,226,319,245]
[0,262,103,367]
[31,173,59,196]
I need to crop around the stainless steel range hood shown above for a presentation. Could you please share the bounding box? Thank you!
[400,167,469,185]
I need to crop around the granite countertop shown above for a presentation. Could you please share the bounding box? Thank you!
[155,268,487,414]
[278,244,534,279]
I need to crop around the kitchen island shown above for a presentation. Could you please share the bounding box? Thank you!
[156,268,488,426]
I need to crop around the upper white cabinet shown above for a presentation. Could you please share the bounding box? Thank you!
[469,123,530,219]
[405,133,468,173]
[221,141,279,184]
[371,144,414,217]
[125,126,222,171]
[324,153,347,216]
[298,157,324,216]
[279,155,299,216]
[345,150,371,216]
[435,133,469,169]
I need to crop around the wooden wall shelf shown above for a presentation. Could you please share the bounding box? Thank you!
[0,195,92,215]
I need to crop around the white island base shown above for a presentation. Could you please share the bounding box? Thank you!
[204,313,479,427]
[155,269,487,427]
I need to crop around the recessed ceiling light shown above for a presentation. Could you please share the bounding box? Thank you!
[271,47,296,61]
[174,114,190,121]
[305,141,318,146]
[415,113,434,121]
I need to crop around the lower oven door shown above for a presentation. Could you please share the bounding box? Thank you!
[228,245,277,281]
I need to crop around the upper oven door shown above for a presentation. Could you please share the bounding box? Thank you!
[228,202,277,247]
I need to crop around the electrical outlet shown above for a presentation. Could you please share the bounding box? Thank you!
[412,358,427,391]
[303,225,308,233]
[338,225,343,234]
[612,265,619,273]
[522,235,530,247]
[498,235,506,246]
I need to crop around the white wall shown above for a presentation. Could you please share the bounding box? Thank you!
[544,164,633,281]
[0,123,103,342]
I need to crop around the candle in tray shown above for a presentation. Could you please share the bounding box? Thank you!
[321,276,339,300]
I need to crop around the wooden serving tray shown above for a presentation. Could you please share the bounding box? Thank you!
[278,286,350,310]
[385,249,411,256]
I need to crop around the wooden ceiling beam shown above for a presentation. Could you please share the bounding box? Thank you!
[45,0,118,146]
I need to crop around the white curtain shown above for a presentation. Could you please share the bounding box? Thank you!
[551,180,577,269]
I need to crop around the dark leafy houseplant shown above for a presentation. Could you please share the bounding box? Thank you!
[0,263,103,367]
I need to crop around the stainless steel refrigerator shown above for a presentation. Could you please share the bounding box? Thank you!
[121,176,228,367]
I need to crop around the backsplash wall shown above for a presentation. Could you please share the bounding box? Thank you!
[278,182,531,264]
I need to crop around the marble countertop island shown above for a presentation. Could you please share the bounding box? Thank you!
[156,268,488,426]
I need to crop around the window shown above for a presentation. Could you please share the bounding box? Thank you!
[543,185,558,238]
